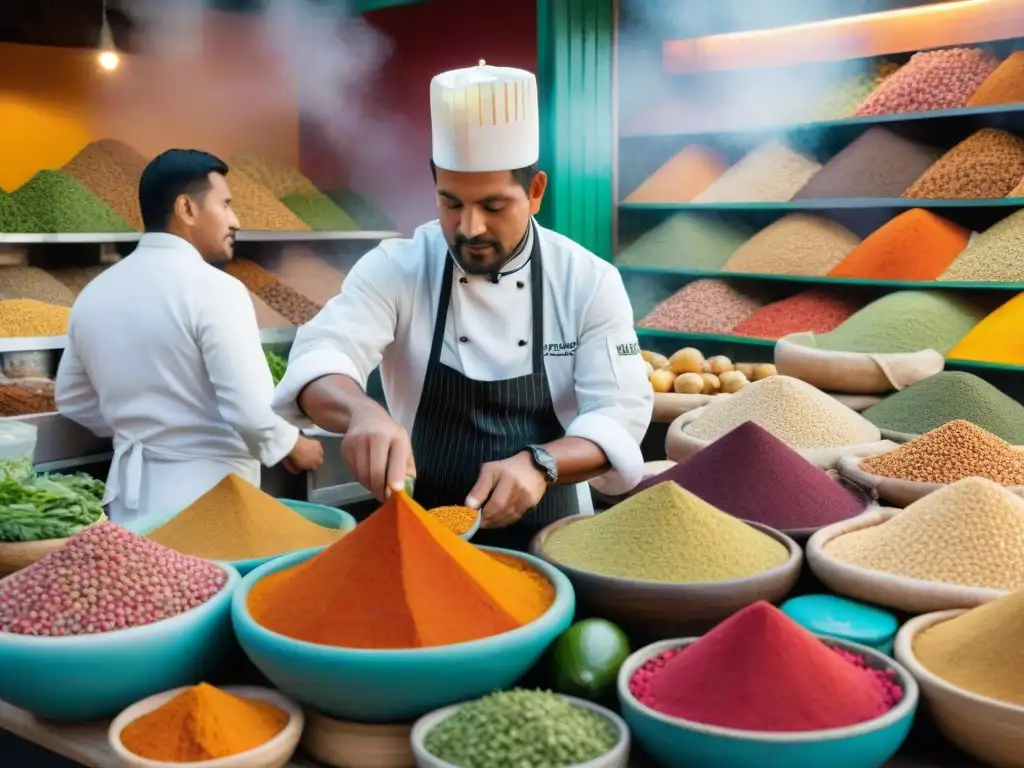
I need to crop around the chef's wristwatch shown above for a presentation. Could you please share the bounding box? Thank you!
[525,445,558,485]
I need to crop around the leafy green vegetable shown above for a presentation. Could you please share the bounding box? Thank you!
[39,472,106,503]
[0,457,34,484]
[0,472,105,542]
[265,350,288,386]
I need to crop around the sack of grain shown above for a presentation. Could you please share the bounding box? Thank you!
[652,392,730,424]
[775,332,945,395]
[831,393,884,412]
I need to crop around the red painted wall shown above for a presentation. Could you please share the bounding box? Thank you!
[298,0,538,231]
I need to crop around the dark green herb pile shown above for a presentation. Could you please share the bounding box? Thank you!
[265,349,288,385]
[0,189,44,233]
[0,472,105,542]
[12,171,134,233]
[324,188,395,231]
[281,192,358,231]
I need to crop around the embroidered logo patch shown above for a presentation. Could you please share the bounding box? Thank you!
[615,342,641,357]
[544,340,578,357]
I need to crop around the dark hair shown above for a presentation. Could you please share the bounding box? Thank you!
[429,159,539,193]
[139,149,229,232]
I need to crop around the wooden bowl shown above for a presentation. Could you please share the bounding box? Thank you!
[0,513,107,577]
[303,709,414,768]
[530,516,802,639]
[895,611,1024,767]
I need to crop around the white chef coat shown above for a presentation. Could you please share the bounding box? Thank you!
[273,219,653,502]
[55,233,299,525]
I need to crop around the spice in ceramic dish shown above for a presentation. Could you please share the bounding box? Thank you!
[248,492,554,649]
[823,477,1024,590]
[427,505,478,535]
[629,601,902,731]
[119,682,289,762]
[424,689,618,768]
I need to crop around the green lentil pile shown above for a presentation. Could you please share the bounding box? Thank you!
[0,189,43,233]
[12,171,133,233]
[424,689,618,768]
[815,291,989,355]
[325,188,395,231]
[616,213,753,271]
[281,191,358,231]
[863,372,1024,443]
[543,481,789,582]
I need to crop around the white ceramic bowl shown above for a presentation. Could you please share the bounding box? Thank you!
[108,685,304,768]
[410,694,630,768]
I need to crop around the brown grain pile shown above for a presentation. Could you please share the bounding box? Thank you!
[228,169,310,232]
[0,267,76,306]
[903,129,1024,199]
[225,258,280,292]
[794,128,943,199]
[49,265,108,296]
[967,51,1024,106]
[638,279,762,334]
[249,292,292,329]
[256,283,323,325]
[267,248,344,305]
[0,378,55,416]
[230,152,319,199]
[691,141,821,203]
[625,145,727,203]
[63,139,148,230]
[722,214,861,275]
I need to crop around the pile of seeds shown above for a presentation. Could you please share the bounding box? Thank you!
[815,291,988,355]
[0,522,229,636]
[691,141,821,203]
[325,188,396,231]
[268,249,345,306]
[967,51,1024,106]
[722,214,861,275]
[863,372,1024,444]
[227,169,310,232]
[853,48,1000,116]
[0,267,75,306]
[543,481,789,582]
[830,209,971,281]
[12,171,133,233]
[62,139,148,230]
[48,265,108,297]
[230,152,319,198]
[0,379,56,417]
[823,477,1024,590]
[281,192,358,231]
[0,299,70,337]
[947,292,1024,365]
[427,506,478,535]
[0,189,42,233]
[903,129,1024,199]
[256,283,323,325]
[249,292,292,329]
[624,145,727,203]
[733,290,862,339]
[794,128,943,199]
[682,375,882,448]
[225,258,279,293]
[637,279,762,334]
[616,214,753,271]
[803,61,902,121]
[859,420,1024,485]
[940,210,1024,282]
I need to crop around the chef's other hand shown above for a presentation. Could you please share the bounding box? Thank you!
[284,435,324,474]
[342,408,416,502]
[467,451,547,529]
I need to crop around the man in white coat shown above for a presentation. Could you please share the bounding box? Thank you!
[273,63,653,550]
[56,149,324,524]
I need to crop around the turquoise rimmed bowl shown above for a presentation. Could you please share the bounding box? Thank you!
[232,546,575,722]
[618,636,918,768]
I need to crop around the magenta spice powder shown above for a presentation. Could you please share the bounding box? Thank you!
[638,279,762,334]
[733,290,863,340]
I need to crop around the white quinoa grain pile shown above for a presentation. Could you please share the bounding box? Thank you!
[683,376,881,448]
[823,477,1024,590]
[722,214,861,276]
[941,210,1024,282]
[637,279,762,334]
[0,522,228,636]
[691,141,822,203]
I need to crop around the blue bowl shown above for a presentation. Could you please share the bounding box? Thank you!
[232,546,575,722]
[618,636,918,768]
[782,595,898,657]
[0,563,240,722]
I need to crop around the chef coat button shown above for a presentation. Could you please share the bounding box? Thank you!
[518,340,527,346]
[459,336,469,343]
[516,281,525,289]
[459,277,468,284]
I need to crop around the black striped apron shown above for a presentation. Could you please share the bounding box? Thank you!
[409,225,579,551]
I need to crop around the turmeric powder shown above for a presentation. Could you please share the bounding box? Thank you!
[427,505,478,535]
[248,492,554,649]
[119,683,288,762]
[947,292,1024,365]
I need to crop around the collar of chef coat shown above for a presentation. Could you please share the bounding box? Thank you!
[449,221,534,282]
[135,232,205,261]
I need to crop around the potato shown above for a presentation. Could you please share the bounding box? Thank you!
[650,368,677,393]
[700,372,721,395]
[642,351,670,369]
[669,347,704,374]
[673,372,705,394]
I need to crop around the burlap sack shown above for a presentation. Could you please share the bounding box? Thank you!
[830,393,883,412]
[666,407,897,470]
[775,332,945,395]
[806,508,1007,613]
[652,392,726,424]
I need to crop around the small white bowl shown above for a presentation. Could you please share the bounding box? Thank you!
[410,694,630,768]
[108,685,304,768]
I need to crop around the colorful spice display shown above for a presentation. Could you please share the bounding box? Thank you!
[0,522,229,636]
[247,492,554,649]
[0,299,70,337]
[947,292,1024,365]
[0,267,75,307]
[722,214,861,276]
[794,128,943,199]
[624,145,727,203]
[637,279,762,334]
[542,482,789,583]
[0,189,42,233]
[903,128,1024,199]
[828,209,970,281]
[733,290,862,339]
[823,477,1024,590]
[146,474,343,561]
[859,420,1024,486]
[49,265,107,297]
[629,602,902,731]
[225,169,310,232]
[814,291,988,355]
[281,192,359,231]
[424,689,618,768]
[62,139,148,230]
[325,188,395,231]
[967,51,1024,106]
[230,152,319,199]
[427,505,478,535]
[255,283,323,325]
[853,48,1000,116]
[616,214,753,272]
[862,372,1024,444]
[802,61,902,121]
[940,210,1024,282]
[119,683,289,762]
[691,141,821,203]
[682,376,881,449]
[913,589,1024,706]
[12,171,133,233]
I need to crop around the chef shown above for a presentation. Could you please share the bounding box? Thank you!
[56,149,324,524]
[273,62,652,549]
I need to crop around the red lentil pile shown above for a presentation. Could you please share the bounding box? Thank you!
[0,522,229,636]
[733,290,862,340]
[638,279,762,334]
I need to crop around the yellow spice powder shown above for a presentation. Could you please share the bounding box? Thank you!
[427,505,478,535]
[0,299,69,337]
[947,292,1024,365]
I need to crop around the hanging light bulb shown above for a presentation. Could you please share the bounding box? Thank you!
[97,3,119,71]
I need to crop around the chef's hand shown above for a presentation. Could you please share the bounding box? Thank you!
[283,435,324,474]
[467,451,547,529]
[342,407,416,502]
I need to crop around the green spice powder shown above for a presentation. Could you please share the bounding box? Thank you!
[617,213,754,271]
[424,689,618,768]
[324,188,395,231]
[281,191,358,231]
[12,171,133,233]
[0,189,43,233]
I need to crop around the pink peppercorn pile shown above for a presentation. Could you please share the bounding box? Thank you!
[733,290,863,340]
[0,522,228,636]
